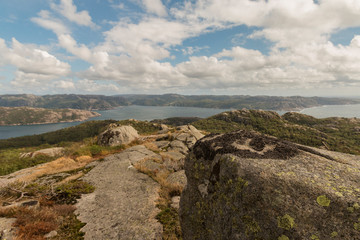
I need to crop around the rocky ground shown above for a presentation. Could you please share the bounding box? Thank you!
[1,123,360,240]
[0,123,203,240]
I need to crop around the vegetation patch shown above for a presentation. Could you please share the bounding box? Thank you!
[193,110,360,155]
[53,180,95,204]
[134,163,183,239]
[0,148,56,176]
[0,178,95,239]
[0,120,116,149]
[117,120,160,135]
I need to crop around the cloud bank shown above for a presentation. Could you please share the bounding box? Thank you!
[2,0,360,95]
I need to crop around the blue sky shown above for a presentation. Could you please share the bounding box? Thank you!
[1,0,360,97]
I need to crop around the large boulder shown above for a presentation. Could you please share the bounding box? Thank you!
[97,125,139,146]
[180,130,360,240]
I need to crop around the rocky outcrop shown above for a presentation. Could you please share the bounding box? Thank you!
[75,145,163,240]
[97,125,139,146]
[180,130,360,240]
[175,125,204,148]
[20,147,65,158]
[76,125,204,239]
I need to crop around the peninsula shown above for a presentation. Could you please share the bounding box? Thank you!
[0,107,100,126]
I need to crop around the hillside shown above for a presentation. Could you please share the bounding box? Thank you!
[0,118,359,239]
[192,109,360,155]
[123,94,360,110]
[1,94,359,111]
[0,94,128,110]
[0,107,100,126]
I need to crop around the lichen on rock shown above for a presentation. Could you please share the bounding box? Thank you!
[180,130,360,240]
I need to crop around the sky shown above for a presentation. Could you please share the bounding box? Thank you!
[1,0,360,97]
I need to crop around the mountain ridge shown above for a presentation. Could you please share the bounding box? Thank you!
[1,94,359,111]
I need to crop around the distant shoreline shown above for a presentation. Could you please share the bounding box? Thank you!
[0,114,101,126]
[0,107,101,126]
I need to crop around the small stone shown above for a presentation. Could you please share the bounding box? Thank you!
[45,230,58,238]
[171,196,181,210]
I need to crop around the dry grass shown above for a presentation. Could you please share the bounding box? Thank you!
[143,141,160,152]
[0,179,91,240]
[9,203,78,240]
[18,156,94,182]
[57,172,84,185]
[14,207,58,240]
[134,162,183,239]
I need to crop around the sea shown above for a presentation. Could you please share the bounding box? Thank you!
[1,104,360,140]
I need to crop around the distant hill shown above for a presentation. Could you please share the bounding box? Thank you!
[192,109,360,155]
[118,94,360,110]
[1,94,359,111]
[0,94,128,110]
[0,107,100,126]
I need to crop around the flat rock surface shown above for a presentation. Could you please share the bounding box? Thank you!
[76,145,162,240]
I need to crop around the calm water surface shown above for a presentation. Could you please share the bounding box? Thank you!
[300,104,360,118]
[1,104,360,140]
[0,106,229,139]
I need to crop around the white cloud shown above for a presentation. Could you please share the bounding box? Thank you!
[75,79,121,93]
[142,0,167,17]
[19,0,360,94]
[54,79,75,89]
[8,38,70,77]
[51,0,96,28]
[0,38,71,90]
[58,34,92,61]
[31,10,69,35]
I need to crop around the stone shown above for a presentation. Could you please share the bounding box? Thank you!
[171,196,181,210]
[20,147,65,158]
[180,130,360,240]
[175,125,204,148]
[177,125,204,140]
[153,140,170,150]
[166,170,187,188]
[76,145,162,240]
[162,151,185,171]
[115,145,162,165]
[97,125,139,146]
[44,230,58,238]
[158,124,169,134]
[0,218,16,240]
[139,160,162,172]
[163,157,184,172]
[169,140,188,155]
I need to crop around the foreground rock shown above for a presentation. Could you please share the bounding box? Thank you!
[76,145,162,240]
[97,125,139,146]
[180,130,360,240]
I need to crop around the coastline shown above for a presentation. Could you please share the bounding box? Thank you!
[0,112,101,126]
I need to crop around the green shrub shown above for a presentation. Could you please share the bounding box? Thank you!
[53,180,95,204]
